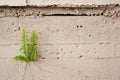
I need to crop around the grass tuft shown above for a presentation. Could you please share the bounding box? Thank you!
[13,29,38,63]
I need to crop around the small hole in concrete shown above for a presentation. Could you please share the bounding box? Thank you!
[56,52,60,55]
[101,12,104,15]
[78,55,83,58]
[99,43,104,45]
[94,51,96,54]
[14,30,17,32]
[41,57,46,59]
[70,51,73,54]
[18,27,21,31]
[61,48,63,51]
[56,29,59,32]
[56,57,60,59]
[12,23,15,25]
[93,14,95,16]
[77,25,83,28]
[77,25,79,28]
[89,34,91,37]
[97,57,104,59]
[80,25,83,28]
[38,55,41,57]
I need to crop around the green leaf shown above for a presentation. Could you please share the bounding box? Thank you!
[21,29,29,57]
[31,45,38,61]
[13,29,38,63]
[29,30,38,61]
[29,30,38,53]
[31,30,38,45]
[13,55,30,63]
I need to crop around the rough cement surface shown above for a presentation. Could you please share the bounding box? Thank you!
[0,0,120,7]
[0,7,120,80]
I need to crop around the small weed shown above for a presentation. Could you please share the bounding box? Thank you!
[13,29,51,80]
[13,29,38,63]
[13,29,38,80]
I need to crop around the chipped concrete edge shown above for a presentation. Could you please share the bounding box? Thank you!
[0,4,120,8]
[0,5,120,18]
[26,4,120,8]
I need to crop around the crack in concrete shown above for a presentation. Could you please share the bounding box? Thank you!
[42,13,90,16]
[0,5,120,17]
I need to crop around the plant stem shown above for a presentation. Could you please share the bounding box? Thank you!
[23,63,28,80]
[29,64,33,80]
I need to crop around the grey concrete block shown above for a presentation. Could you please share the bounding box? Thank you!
[0,17,120,44]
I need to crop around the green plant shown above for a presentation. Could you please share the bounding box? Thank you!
[13,29,52,80]
[13,29,38,63]
[13,29,38,80]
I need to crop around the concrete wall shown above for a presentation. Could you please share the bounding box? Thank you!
[0,0,120,6]
[0,2,120,80]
